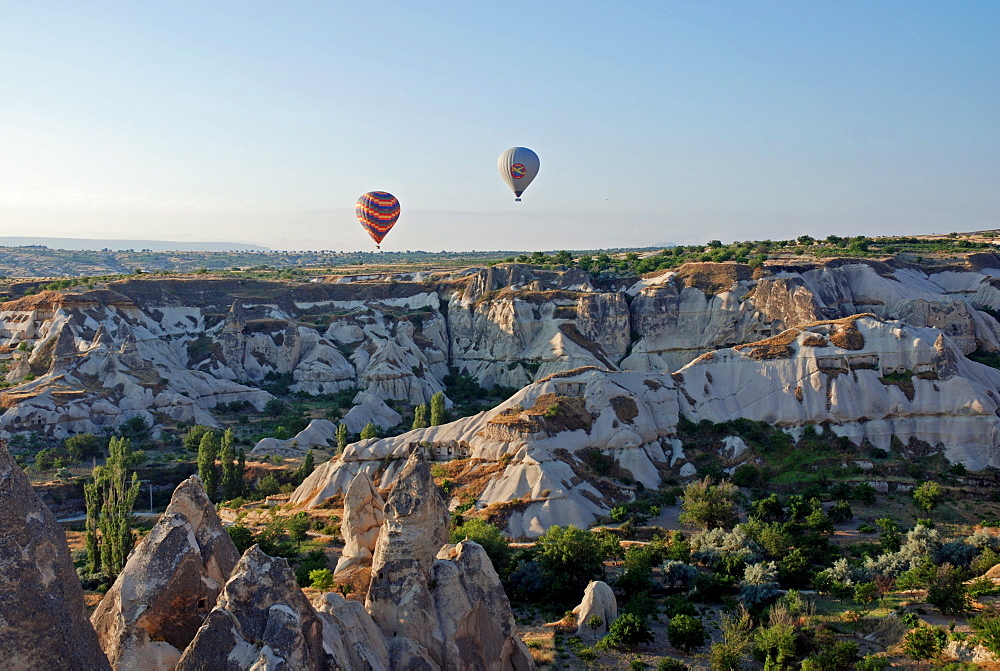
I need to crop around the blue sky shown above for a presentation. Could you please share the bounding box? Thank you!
[0,2,997,251]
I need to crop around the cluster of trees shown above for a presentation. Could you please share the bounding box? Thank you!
[83,437,140,584]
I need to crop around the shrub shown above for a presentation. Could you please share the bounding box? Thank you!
[827,500,853,524]
[656,659,688,671]
[536,525,604,605]
[971,609,1000,656]
[913,481,943,513]
[926,564,970,614]
[901,626,947,660]
[226,525,255,554]
[679,477,739,530]
[600,612,654,649]
[740,561,780,606]
[667,614,706,652]
[64,433,104,461]
[309,568,334,590]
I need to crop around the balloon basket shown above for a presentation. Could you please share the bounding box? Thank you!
[515,198,521,202]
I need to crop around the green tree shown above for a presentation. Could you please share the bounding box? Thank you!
[360,422,378,440]
[600,612,654,649]
[668,614,706,652]
[197,431,219,500]
[679,477,739,530]
[536,524,604,605]
[926,563,970,614]
[412,403,428,430]
[901,626,946,661]
[227,524,255,554]
[971,610,1000,656]
[297,449,315,482]
[335,422,349,451]
[219,429,243,501]
[430,391,447,426]
[913,481,943,513]
[310,568,335,590]
[286,512,311,548]
[710,605,753,671]
[84,436,141,581]
[64,433,104,461]
[183,424,210,451]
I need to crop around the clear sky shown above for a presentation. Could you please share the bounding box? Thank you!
[1,2,997,252]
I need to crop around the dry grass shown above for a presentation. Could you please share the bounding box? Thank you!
[520,630,556,667]
[802,334,828,347]
[674,262,752,294]
[535,366,603,384]
[610,395,639,423]
[734,327,800,359]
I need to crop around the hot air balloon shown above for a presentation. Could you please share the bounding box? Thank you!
[356,191,400,249]
[498,147,539,201]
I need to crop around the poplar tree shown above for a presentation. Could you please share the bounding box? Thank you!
[198,430,219,500]
[335,423,349,451]
[360,423,378,440]
[412,403,428,430]
[430,392,447,426]
[84,436,140,581]
[220,429,242,501]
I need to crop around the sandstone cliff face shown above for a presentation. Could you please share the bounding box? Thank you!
[0,441,110,670]
[91,476,240,670]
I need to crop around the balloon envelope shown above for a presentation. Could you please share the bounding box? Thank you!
[497,147,539,200]
[356,191,400,245]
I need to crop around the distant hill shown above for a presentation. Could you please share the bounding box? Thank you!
[0,237,270,252]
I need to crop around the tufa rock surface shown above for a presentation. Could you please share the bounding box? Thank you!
[335,469,386,574]
[91,475,241,670]
[0,441,110,670]
[572,580,618,642]
[176,545,327,671]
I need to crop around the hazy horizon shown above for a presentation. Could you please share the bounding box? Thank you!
[1,3,997,251]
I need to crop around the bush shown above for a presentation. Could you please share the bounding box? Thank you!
[226,525,255,554]
[926,564,970,614]
[667,614,706,652]
[901,626,947,660]
[656,659,688,671]
[679,477,739,530]
[535,525,604,605]
[64,433,104,461]
[913,481,943,513]
[309,568,334,590]
[827,500,853,524]
[600,612,654,649]
[971,609,1000,656]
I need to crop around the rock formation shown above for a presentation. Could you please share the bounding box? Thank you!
[312,592,391,671]
[0,441,110,670]
[91,476,241,670]
[176,545,327,671]
[250,418,339,458]
[366,449,450,650]
[430,542,534,670]
[335,470,386,574]
[572,581,618,642]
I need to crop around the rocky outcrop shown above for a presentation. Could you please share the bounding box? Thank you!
[335,470,386,574]
[430,542,534,670]
[91,476,240,670]
[366,449,450,650]
[572,581,618,642]
[176,545,327,671]
[250,418,339,458]
[343,391,403,434]
[0,441,110,670]
[312,592,391,671]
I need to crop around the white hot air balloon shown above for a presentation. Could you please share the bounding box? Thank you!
[497,147,539,201]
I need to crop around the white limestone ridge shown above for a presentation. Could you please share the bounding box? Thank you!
[292,314,1000,537]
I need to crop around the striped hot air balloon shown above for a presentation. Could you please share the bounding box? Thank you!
[498,147,540,201]
[356,191,400,248]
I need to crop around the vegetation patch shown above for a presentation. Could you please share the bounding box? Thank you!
[673,262,752,295]
[610,395,639,423]
[734,328,800,360]
[880,371,916,401]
